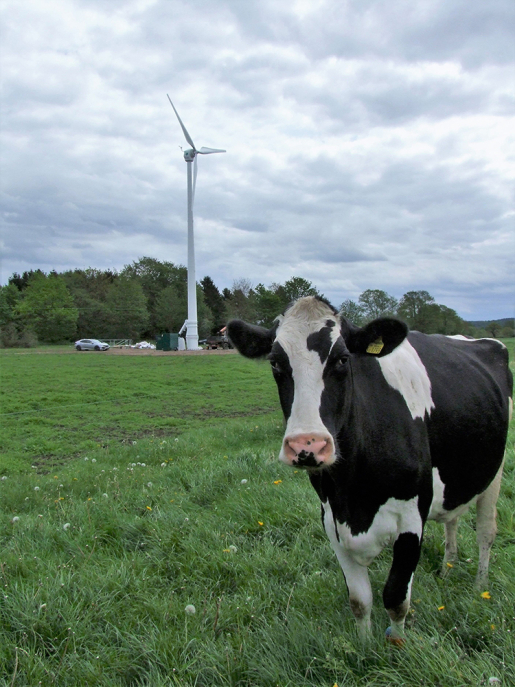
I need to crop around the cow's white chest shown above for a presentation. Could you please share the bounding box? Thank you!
[323,496,422,566]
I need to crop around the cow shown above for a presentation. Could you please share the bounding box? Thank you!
[227,296,513,643]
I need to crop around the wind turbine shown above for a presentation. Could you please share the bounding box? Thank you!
[167,95,226,350]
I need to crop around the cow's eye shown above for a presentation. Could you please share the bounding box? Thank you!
[334,356,349,370]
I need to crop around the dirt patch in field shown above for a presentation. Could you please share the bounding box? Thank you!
[106,347,238,356]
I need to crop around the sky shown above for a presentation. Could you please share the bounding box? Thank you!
[1,0,514,320]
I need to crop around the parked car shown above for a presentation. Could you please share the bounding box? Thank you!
[75,339,110,351]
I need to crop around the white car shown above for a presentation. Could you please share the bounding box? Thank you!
[75,339,110,351]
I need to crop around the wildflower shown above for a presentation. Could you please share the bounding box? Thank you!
[91,459,96,463]
[481,591,491,599]
[132,441,137,445]
[102,493,108,498]
[446,562,453,568]
[1,476,7,481]
[185,604,196,615]
[488,679,501,685]
[438,605,445,611]
[258,521,264,526]
[241,479,248,484]
[491,624,496,631]
[146,506,152,511]
[11,516,20,523]
[63,523,71,531]
[223,545,238,553]
[147,482,153,488]
[141,463,146,467]
[39,604,47,611]
[161,463,166,467]
[273,480,282,485]
[34,486,40,491]
[84,457,89,461]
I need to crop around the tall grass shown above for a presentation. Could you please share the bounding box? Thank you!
[0,346,513,685]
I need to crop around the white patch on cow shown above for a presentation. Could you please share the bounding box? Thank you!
[323,495,423,567]
[377,339,435,420]
[447,334,506,349]
[276,298,340,463]
[428,467,474,522]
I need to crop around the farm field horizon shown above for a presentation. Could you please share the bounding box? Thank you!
[0,343,514,686]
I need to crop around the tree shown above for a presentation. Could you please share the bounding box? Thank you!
[201,276,227,333]
[121,257,187,335]
[104,277,149,339]
[339,299,365,326]
[16,272,78,343]
[397,291,435,328]
[62,268,117,338]
[485,321,501,338]
[253,283,285,328]
[0,284,21,327]
[281,276,321,303]
[358,289,398,321]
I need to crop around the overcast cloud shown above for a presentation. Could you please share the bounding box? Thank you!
[1,0,514,319]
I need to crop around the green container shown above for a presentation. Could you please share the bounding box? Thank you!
[156,333,179,351]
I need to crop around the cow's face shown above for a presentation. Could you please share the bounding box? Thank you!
[228,297,408,471]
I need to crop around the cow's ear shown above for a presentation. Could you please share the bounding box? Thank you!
[227,319,276,359]
[348,317,408,357]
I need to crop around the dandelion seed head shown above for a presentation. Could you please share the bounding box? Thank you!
[91,459,96,463]
[11,516,20,523]
[63,523,71,531]
[185,604,196,615]
[241,479,248,484]
[34,486,40,491]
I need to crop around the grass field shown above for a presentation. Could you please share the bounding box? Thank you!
[0,344,514,686]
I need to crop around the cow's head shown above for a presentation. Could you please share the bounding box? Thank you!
[227,296,408,470]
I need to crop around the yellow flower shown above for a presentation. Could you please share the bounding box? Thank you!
[446,562,453,568]
[146,506,152,511]
[491,624,496,630]
[438,605,445,611]
[481,591,491,599]
[273,480,282,485]
[258,521,263,526]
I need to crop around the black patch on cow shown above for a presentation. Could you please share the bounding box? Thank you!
[268,342,294,418]
[307,326,334,364]
[227,319,277,358]
[347,317,408,357]
[383,532,421,612]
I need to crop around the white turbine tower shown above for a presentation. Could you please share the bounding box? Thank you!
[167,95,226,350]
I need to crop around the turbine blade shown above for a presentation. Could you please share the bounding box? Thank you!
[198,147,226,154]
[167,94,196,150]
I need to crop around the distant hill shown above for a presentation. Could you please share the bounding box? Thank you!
[467,317,514,328]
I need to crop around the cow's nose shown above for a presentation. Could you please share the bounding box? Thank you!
[283,434,333,466]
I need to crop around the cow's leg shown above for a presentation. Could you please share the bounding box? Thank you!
[441,516,459,575]
[475,462,503,589]
[321,504,372,640]
[334,547,373,641]
[383,532,422,642]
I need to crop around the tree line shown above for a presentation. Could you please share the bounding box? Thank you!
[0,257,513,346]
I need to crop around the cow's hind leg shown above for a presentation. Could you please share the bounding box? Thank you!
[383,532,422,642]
[475,462,503,589]
[441,516,459,576]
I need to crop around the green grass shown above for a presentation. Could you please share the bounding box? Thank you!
[0,349,279,474]
[0,346,514,686]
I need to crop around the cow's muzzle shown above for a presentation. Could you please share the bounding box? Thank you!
[281,433,336,469]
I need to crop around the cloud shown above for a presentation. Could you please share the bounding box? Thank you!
[1,0,514,320]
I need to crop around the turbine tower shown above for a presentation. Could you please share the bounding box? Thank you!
[167,95,226,350]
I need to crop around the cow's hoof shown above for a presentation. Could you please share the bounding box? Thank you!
[385,626,406,647]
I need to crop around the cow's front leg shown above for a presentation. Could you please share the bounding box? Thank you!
[383,532,422,643]
[322,503,373,639]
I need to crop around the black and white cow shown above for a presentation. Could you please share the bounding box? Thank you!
[227,297,513,642]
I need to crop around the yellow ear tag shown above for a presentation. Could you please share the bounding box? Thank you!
[366,337,384,355]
